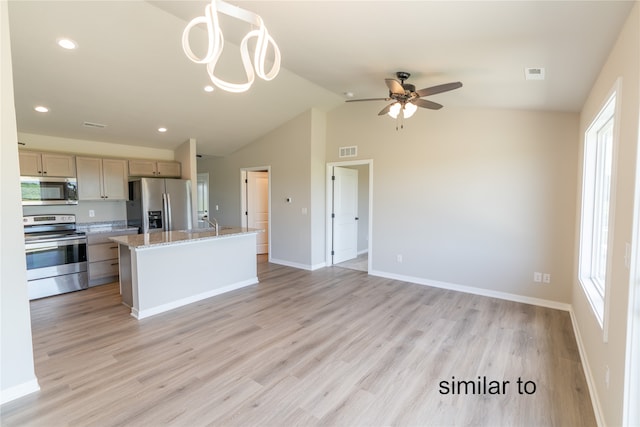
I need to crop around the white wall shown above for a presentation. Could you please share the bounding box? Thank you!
[174,138,198,224]
[18,132,175,160]
[310,110,327,268]
[327,104,579,305]
[1,1,39,403]
[572,4,640,426]
[199,109,325,269]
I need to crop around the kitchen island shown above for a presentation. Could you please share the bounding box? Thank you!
[110,227,260,319]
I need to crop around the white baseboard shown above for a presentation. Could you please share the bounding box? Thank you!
[1,378,40,405]
[270,258,325,271]
[569,308,605,427]
[357,249,369,256]
[368,269,572,312]
[132,277,258,320]
[311,261,327,270]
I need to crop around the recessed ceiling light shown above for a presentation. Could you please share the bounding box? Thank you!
[34,106,49,113]
[158,127,167,133]
[204,85,214,93]
[344,91,354,98]
[57,38,78,50]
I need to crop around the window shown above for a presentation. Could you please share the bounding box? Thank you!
[579,90,617,327]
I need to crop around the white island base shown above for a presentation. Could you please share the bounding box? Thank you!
[112,229,259,319]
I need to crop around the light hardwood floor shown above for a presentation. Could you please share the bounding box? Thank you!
[334,253,368,272]
[1,257,595,426]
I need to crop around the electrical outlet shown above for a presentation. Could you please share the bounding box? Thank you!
[215,205,219,211]
[543,273,551,284]
[533,272,542,283]
[89,210,95,218]
[397,254,403,263]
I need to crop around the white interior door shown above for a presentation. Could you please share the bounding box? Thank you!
[333,166,358,264]
[247,171,269,254]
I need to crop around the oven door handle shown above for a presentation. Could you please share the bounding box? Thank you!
[25,237,87,251]
[25,246,60,254]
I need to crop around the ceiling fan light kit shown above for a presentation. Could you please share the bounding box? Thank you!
[182,0,281,93]
[347,71,463,129]
[388,101,417,119]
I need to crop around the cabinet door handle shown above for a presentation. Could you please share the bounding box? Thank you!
[109,246,118,249]
[110,263,119,266]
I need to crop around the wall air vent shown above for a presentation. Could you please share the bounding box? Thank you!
[524,68,545,81]
[82,121,107,129]
[339,146,357,158]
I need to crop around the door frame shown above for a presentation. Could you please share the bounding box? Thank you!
[325,159,373,271]
[240,166,271,259]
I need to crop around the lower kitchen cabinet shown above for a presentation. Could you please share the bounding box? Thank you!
[87,229,137,286]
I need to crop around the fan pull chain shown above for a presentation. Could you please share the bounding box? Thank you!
[396,108,405,130]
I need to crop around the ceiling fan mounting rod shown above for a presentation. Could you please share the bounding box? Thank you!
[396,71,411,84]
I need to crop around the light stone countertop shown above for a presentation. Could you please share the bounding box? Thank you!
[81,226,139,235]
[109,227,261,249]
[77,221,138,235]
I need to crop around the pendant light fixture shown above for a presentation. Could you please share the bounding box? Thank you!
[182,0,281,93]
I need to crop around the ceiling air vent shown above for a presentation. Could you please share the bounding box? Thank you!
[82,121,107,129]
[524,68,545,81]
[339,146,357,158]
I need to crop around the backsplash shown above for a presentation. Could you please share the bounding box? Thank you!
[76,220,128,229]
[23,200,126,222]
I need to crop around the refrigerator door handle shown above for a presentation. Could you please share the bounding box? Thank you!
[166,193,172,231]
[162,193,168,232]
[143,199,150,233]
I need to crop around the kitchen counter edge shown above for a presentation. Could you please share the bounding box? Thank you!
[80,226,139,235]
[109,228,261,249]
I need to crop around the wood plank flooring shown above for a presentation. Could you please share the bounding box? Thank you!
[334,253,368,272]
[1,256,596,426]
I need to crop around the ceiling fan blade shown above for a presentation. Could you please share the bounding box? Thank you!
[378,103,395,116]
[345,98,390,103]
[416,82,463,97]
[385,78,405,95]
[413,98,443,110]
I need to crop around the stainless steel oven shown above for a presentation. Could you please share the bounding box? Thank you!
[24,215,87,300]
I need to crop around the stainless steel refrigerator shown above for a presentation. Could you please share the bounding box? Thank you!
[126,178,193,233]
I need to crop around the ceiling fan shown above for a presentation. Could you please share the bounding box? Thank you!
[346,71,463,126]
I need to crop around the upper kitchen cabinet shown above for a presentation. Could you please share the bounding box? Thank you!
[129,159,181,178]
[76,157,128,200]
[19,151,76,177]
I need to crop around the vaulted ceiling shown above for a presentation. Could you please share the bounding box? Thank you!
[8,1,635,156]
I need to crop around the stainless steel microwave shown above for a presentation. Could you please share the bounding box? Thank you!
[20,176,78,205]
